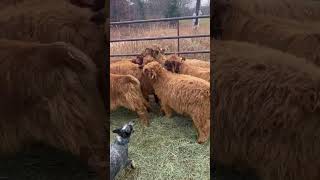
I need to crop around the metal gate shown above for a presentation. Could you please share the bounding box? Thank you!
[110,15,210,57]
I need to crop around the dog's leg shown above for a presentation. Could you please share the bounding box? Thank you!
[125,159,135,169]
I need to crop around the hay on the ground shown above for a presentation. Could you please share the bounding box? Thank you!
[110,107,210,180]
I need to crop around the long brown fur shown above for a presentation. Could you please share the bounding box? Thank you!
[143,61,210,143]
[110,73,150,126]
[0,0,107,111]
[0,39,107,176]
[213,0,320,66]
[0,0,105,68]
[164,54,210,82]
[214,0,320,22]
[140,47,210,68]
[213,40,320,180]
[110,60,156,104]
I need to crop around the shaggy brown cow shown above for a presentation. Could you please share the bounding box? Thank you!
[213,40,320,180]
[0,0,104,67]
[1,0,108,111]
[0,39,107,177]
[140,47,210,68]
[213,0,320,66]
[110,59,159,105]
[110,73,150,127]
[164,54,210,82]
[69,0,106,25]
[143,61,210,143]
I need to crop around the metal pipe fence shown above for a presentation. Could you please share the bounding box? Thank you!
[110,15,210,57]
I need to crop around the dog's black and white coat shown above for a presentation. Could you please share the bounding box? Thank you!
[110,121,135,180]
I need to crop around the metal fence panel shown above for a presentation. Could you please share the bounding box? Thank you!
[110,15,210,57]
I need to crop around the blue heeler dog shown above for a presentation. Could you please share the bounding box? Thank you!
[110,121,135,180]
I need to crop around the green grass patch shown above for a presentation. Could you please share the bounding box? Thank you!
[110,107,210,180]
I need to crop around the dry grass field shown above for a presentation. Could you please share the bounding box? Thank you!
[110,18,210,60]
[109,19,210,180]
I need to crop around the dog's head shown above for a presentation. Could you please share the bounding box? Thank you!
[142,61,162,80]
[112,121,135,139]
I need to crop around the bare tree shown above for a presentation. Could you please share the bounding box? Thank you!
[194,0,201,25]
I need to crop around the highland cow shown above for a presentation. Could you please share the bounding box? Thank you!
[0,39,107,177]
[164,54,210,82]
[110,59,159,104]
[110,73,150,127]
[213,0,320,66]
[213,40,320,180]
[0,0,107,107]
[143,61,210,143]
[141,47,210,68]
[0,0,104,67]
[69,0,106,25]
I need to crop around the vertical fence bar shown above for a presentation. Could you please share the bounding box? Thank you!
[177,20,180,56]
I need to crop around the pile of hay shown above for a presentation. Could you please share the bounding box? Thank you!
[110,106,210,180]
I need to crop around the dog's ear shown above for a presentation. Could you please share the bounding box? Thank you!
[112,128,121,134]
[181,57,186,61]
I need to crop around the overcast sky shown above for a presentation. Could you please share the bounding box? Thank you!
[187,0,210,8]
